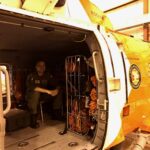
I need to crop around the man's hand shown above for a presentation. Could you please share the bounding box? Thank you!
[47,89,59,96]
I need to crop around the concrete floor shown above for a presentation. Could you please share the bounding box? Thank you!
[4,119,150,150]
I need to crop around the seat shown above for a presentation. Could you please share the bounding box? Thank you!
[39,100,45,123]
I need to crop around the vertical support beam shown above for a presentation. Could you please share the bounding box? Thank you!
[143,23,149,42]
[143,0,149,42]
[143,0,149,13]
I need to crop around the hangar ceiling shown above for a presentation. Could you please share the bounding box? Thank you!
[95,0,149,42]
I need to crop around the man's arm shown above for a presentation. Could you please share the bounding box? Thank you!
[34,87,58,96]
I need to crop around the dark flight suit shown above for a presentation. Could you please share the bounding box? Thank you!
[26,72,62,117]
[26,72,52,115]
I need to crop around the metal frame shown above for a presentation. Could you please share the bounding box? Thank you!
[66,55,91,135]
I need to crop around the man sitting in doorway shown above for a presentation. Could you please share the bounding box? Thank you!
[26,60,62,128]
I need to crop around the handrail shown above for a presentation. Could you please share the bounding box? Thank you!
[92,51,103,83]
[0,67,11,115]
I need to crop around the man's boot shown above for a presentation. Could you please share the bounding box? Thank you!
[30,114,40,129]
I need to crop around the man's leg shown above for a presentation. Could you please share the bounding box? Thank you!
[27,92,40,128]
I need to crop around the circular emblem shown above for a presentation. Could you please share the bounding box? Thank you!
[129,64,141,89]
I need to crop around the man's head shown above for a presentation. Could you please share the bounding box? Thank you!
[35,60,46,76]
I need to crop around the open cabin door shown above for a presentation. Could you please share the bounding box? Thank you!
[0,66,11,150]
